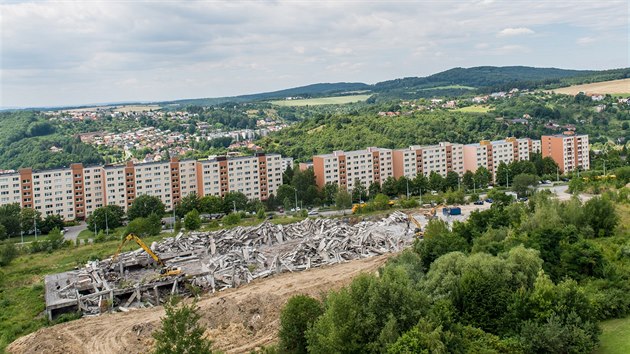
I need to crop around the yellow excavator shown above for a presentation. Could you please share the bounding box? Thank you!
[425,203,447,219]
[406,212,424,238]
[112,234,182,277]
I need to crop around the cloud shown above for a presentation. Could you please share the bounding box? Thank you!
[577,36,595,45]
[497,27,535,37]
[0,0,627,107]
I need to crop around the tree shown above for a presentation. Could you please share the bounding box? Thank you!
[198,195,223,214]
[321,182,339,206]
[0,203,22,238]
[512,173,539,197]
[0,242,17,266]
[351,178,367,203]
[412,174,429,195]
[414,220,468,271]
[292,168,318,205]
[222,212,241,225]
[495,162,511,187]
[128,195,166,220]
[86,205,125,233]
[279,295,323,354]
[373,194,391,210]
[583,196,618,237]
[396,176,411,197]
[462,170,475,191]
[429,172,445,192]
[368,181,382,199]
[474,167,491,188]
[176,192,200,218]
[152,297,214,354]
[445,171,460,191]
[20,207,42,235]
[335,190,352,210]
[126,213,162,237]
[184,209,201,231]
[382,176,398,197]
[39,214,65,234]
[222,192,248,214]
[256,207,266,220]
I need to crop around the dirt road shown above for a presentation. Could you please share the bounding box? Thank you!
[8,254,391,354]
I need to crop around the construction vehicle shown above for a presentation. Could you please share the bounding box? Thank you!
[425,204,447,219]
[406,212,424,238]
[112,234,182,277]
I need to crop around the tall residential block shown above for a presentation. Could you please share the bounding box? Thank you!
[392,142,465,179]
[463,137,541,180]
[0,153,283,221]
[312,147,393,191]
[541,133,589,173]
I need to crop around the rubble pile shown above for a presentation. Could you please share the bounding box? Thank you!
[152,211,411,291]
[46,212,412,318]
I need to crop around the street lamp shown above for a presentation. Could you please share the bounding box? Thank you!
[33,215,38,241]
[406,178,410,198]
[105,209,109,236]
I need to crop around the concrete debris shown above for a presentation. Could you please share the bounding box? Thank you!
[45,212,413,319]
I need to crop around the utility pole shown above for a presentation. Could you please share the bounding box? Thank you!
[294,188,298,211]
[233,200,236,214]
[603,160,606,176]
[172,207,176,232]
[419,188,422,205]
[406,178,410,198]
[21,230,24,245]
[105,209,109,236]
[506,170,509,188]
[557,166,559,182]
[33,216,37,241]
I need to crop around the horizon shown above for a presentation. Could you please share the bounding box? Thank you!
[1,1,628,108]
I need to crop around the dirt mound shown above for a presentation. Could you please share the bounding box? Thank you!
[8,255,390,354]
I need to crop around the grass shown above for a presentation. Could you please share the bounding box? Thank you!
[456,105,491,113]
[595,316,630,354]
[0,231,174,352]
[270,94,371,107]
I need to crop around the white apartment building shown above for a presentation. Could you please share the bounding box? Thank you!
[463,137,542,181]
[392,142,465,179]
[312,147,393,191]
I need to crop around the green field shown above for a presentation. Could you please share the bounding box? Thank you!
[456,105,491,113]
[595,316,630,354]
[270,94,371,106]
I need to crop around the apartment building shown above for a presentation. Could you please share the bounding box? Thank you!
[392,142,465,179]
[463,137,541,180]
[0,153,284,220]
[312,147,393,191]
[541,133,590,173]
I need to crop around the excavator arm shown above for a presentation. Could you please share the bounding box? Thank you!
[112,233,165,267]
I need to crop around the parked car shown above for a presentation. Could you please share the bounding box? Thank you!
[485,198,493,203]
[518,197,528,202]
[307,210,319,216]
[473,200,484,205]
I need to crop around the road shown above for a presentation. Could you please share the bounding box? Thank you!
[63,222,87,242]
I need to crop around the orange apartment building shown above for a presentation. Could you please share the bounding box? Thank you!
[312,147,393,192]
[541,132,589,173]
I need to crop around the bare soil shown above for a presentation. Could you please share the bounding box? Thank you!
[8,254,391,354]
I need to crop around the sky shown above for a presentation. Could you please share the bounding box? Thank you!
[0,0,628,108]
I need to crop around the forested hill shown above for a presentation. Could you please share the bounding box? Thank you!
[165,66,629,106]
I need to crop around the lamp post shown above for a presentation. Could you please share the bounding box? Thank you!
[406,178,410,198]
[105,209,109,236]
[33,216,37,241]
[294,188,298,211]
[233,200,237,214]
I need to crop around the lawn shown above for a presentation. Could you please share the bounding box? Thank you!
[595,316,630,354]
[456,105,491,113]
[270,94,371,107]
[0,232,174,352]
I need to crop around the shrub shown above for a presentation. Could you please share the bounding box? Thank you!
[279,295,323,354]
[152,297,214,354]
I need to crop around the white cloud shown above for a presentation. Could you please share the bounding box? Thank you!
[497,27,535,37]
[577,36,595,45]
[0,0,627,107]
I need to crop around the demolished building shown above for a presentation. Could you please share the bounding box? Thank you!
[45,212,413,320]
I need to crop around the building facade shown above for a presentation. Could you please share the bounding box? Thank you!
[463,137,541,181]
[541,133,590,173]
[0,153,283,220]
[314,137,550,189]
[312,147,394,192]
[392,142,465,180]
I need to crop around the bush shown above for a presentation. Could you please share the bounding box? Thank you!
[184,209,201,231]
[0,243,18,266]
[222,213,241,226]
[279,295,323,354]
[152,297,214,354]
